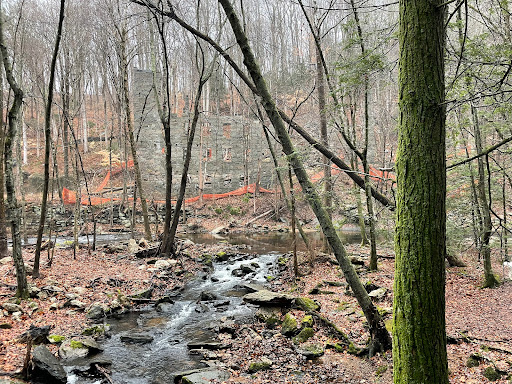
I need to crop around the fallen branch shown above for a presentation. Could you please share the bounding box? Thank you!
[95,364,114,384]
[244,209,273,226]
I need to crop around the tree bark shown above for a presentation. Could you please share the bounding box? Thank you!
[471,105,499,288]
[0,8,27,298]
[218,0,391,354]
[393,0,448,380]
[0,49,8,259]
[34,0,65,278]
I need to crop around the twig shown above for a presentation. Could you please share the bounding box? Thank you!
[95,364,114,384]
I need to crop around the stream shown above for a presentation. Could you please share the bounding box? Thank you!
[59,230,364,384]
[64,247,279,384]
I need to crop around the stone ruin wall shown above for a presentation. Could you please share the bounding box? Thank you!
[132,68,275,201]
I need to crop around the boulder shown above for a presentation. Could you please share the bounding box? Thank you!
[240,264,256,274]
[281,313,299,336]
[301,315,314,328]
[296,342,324,359]
[19,325,51,344]
[255,307,282,328]
[211,226,227,235]
[120,333,154,344]
[215,251,230,262]
[504,261,512,280]
[187,340,230,350]
[181,369,230,384]
[86,303,108,320]
[295,297,320,312]
[293,327,314,344]
[368,287,387,299]
[154,259,177,270]
[127,239,139,253]
[59,339,90,359]
[31,345,67,383]
[243,290,293,306]
[68,300,86,310]
[248,357,273,373]
[2,303,22,313]
[199,291,218,301]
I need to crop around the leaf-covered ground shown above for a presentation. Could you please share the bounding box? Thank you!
[0,232,511,383]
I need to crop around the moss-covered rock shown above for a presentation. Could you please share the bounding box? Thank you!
[82,324,109,337]
[47,335,66,344]
[295,297,320,312]
[215,251,229,262]
[483,366,501,381]
[296,342,324,359]
[201,254,213,267]
[248,357,272,373]
[281,313,299,336]
[293,327,314,344]
[255,307,282,328]
[375,365,388,376]
[301,315,313,328]
[466,356,480,368]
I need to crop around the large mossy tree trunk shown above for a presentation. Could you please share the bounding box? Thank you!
[218,0,391,354]
[393,0,448,381]
[0,9,27,298]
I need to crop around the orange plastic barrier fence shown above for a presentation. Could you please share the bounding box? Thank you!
[62,157,392,206]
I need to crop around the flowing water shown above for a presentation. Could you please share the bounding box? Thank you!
[62,230,363,383]
[65,250,279,384]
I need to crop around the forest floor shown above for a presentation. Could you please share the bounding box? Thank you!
[0,195,511,383]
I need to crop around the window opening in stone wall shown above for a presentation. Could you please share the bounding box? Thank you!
[204,147,212,161]
[223,147,232,162]
[204,174,212,186]
[223,123,231,138]
[223,174,232,186]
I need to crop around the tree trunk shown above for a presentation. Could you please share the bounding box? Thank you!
[471,105,499,288]
[0,50,8,259]
[219,0,391,354]
[33,0,65,278]
[393,0,448,380]
[0,10,27,298]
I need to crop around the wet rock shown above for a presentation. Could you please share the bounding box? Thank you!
[120,333,154,344]
[296,342,324,359]
[179,369,230,384]
[231,268,244,277]
[243,290,293,306]
[80,337,103,352]
[281,313,299,336]
[195,303,210,313]
[248,357,273,373]
[199,291,218,301]
[59,339,90,359]
[2,303,22,313]
[242,283,266,293]
[31,345,67,383]
[240,264,256,274]
[215,251,230,262]
[187,340,230,350]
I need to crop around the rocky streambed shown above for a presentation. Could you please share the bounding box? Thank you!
[30,248,290,384]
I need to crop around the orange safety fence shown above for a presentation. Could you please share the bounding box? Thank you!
[62,156,393,206]
[63,182,273,206]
